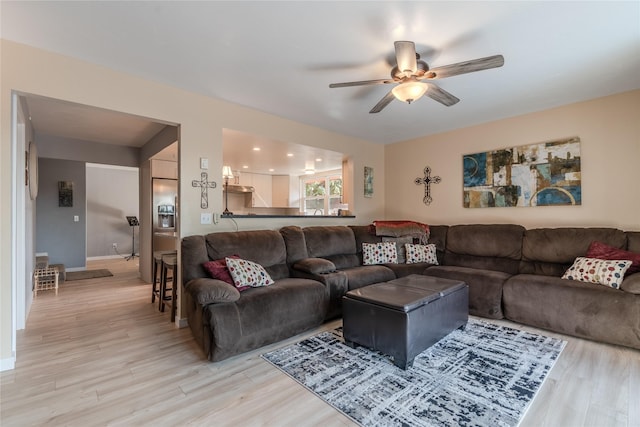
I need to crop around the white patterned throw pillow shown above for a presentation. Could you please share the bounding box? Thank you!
[225,257,275,288]
[405,243,439,264]
[362,242,398,265]
[561,256,631,289]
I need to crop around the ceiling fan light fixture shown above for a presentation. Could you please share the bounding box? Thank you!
[392,81,428,104]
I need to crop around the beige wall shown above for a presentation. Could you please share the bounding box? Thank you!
[385,90,640,231]
[0,40,385,367]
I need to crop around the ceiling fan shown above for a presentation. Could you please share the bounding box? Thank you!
[329,41,504,113]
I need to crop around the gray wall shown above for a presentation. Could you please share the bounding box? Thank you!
[36,158,87,269]
[86,164,139,257]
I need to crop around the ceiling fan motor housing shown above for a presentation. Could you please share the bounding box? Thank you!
[391,59,429,80]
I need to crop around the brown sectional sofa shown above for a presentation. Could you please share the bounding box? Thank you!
[181,224,640,362]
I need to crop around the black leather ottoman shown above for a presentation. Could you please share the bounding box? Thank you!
[342,274,468,369]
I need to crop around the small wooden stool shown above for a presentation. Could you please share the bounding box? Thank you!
[159,253,178,322]
[152,250,176,303]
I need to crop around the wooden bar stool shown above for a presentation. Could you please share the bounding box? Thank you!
[159,253,178,322]
[152,250,176,303]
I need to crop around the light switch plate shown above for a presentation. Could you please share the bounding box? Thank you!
[200,212,212,224]
[200,158,209,169]
[73,215,79,222]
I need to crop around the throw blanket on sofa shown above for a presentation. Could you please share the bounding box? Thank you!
[372,220,430,244]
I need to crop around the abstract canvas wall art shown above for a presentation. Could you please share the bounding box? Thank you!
[364,166,374,198]
[463,137,581,208]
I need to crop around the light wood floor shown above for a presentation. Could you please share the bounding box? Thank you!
[1,258,639,426]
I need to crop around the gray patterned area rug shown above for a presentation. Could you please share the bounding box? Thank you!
[262,319,566,427]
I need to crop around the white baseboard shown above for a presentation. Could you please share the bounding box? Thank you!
[87,255,127,261]
[176,317,188,329]
[0,355,15,371]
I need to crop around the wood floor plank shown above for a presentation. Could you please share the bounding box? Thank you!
[1,258,638,426]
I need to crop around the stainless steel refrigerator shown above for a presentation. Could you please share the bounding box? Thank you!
[152,178,178,253]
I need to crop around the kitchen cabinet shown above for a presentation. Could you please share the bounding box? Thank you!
[239,172,272,207]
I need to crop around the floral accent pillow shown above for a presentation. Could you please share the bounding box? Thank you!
[362,242,398,265]
[405,243,439,265]
[561,257,632,289]
[225,257,275,288]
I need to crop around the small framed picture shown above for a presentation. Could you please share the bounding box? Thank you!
[58,181,73,207]
[364,166,373,198]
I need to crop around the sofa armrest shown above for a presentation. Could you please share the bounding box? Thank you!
[291,269,347,319]
[621,273,640,295]
[185,278,240,305]
[293,257,337,274]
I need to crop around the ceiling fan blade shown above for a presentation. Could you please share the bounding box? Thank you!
[369,91,396,114]
[394,41,417,74]
[426,55,504,79]
[426,84,460,107]
[329,78,395,88]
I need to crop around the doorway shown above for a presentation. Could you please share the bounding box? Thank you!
[11,92,179,342]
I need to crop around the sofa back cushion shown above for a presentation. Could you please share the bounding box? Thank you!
[444,224,525,274]
[280,226,309,265]
[303,226,359,269]
[204,230,290,280]
[182,235,210,285]
[427,225,449,265]
[627,232,640,253]
[520,227,627,276]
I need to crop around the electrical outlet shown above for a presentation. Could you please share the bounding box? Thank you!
[200,213,212,224]
[112,243,118,249]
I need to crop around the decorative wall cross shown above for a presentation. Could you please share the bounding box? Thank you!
[192,172,217,209]
[415,166,441,205]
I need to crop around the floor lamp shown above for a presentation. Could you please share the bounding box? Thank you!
[222,166,234,216]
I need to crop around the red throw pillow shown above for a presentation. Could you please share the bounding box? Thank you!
[586,241,640,275]
[202,255,249,291]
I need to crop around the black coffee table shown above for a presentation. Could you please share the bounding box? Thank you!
[342,274,468,369]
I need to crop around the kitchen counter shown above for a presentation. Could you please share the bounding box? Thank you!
[222,214,355,219]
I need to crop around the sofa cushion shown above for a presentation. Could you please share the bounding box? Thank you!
[204,230,290,280]
[280,225,308,265]
[520,227,627,276]
[427,225,449,265]
[621,273,640,294]
[342,265,395,291]
[503,274,640,350]
[324,253,361,270]
[182,235,211,285]
[203,278,327,361]
[293,257,337,274]
[185,277,241,305]
[627,232,640,253]
[303,226,357,258]
[384,262,433,278]
[405,243,438,264]
[362,242,398,265]
[382,236,413,263]
[444,224,524,274]
[423,265,509,319]
[587,241,640,275]
[562,257,631,289]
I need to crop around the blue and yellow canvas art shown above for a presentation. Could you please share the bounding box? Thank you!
[463,137,581,208]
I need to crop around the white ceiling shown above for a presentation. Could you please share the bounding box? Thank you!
[2,1,639,146]
[223,129,344,176]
